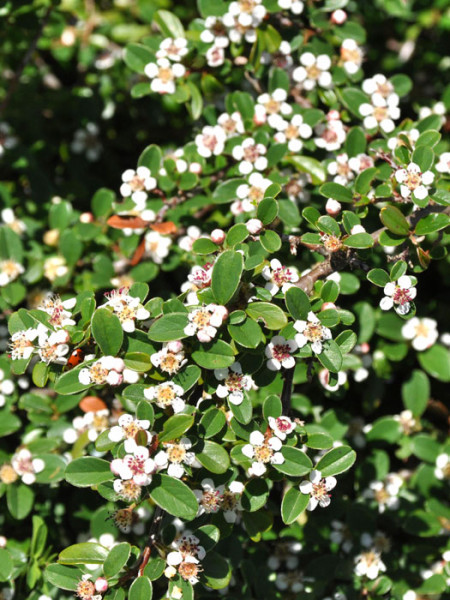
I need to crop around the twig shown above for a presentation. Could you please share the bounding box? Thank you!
[0,5,53,115]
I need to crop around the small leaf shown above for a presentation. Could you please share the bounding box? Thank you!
[211,250,243,304]
[315,445,356,476]
[91,308,123,356]
[281,487,309,524]
[380,206,410,235]
[320,182,353,203]
[285,287,311,320]
[65,457,114,488]
[149,474,198,520]
[148,313,189,342]
[246,302,288,330]
[58,543,109,566]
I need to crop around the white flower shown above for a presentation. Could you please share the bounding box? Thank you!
[268,416,296,440]
[379,276,417,315]
[1,208,26,235]
[9,328,39,360]
[274,114,312,153]
[255,88,292,128]
[78,356,136,386]
[299,469,337,510]
[319,368,347,392]
[362,74,397,104]
[144,231,172,264]
[144,382,186,413]
[232,138,268,175]
[217,111,244,137]
[314,114,346,152]
[265,336,298,371]
[294,311,332,354]
[144,58,186,95]
[364,473,403,512]
[221,481,244,522]
[214,362,254,405]
[327,153,355,185]
[354,550,386,580]
[0,260,24,287]
[166,534,206,584]
[246,218,264,235]
[154,438,198,479]
[37,294,76,328]
[359,97,400,133]
[103,287,150,332]
[178,226,203,252]
[43,256,68,281]
[0,122,18,155]
[293,53,332,91]
[194,478,224,515]
[69,408,111,443]
[200,17,229,48]
[235,172,272,212]
[435,453,449,480]
[340,39,363,74]
[70,122,102,161]
[150,341,187,374]
[111,445,155,486]
[156,37,188,62]
[262,258,299,295]
[394,162,434,201]
[436,151,450,174]
[277,0,304,15]
[223,0,266,44]
[0,369,14,408]
[184,304,228,342]
[387,128,420,151]
[206,45,225,67]
[108,414,151,452]
[195,125,226,158]
[120,166,157,204]
[37,327,70,365]
[11,448,45,485]
[242,430,285,476]
[401,317,438,351]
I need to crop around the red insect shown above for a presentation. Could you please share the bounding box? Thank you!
[66,348,84,370]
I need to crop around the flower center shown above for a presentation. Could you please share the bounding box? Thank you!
[304,322,325,343]
[322,127,339,143]
[243,144,261,163]
[125,455,147,476]
[76,580,96,599]
[312,479,329,500]
[158,67,174,82]
[271,344,292,362]
[192,310,211,328]
[405,171,422,190]
[341,47,361,63]
[322,234,342,252]
[89,363,109,385]
[129,175,146,192]
[285,124,300,140]
[275,417,291,432]
[1,260,20,277]
[39,342,61,363]
[220,491,239,511]
[178,560,201,581]
[264,99,281,114]
[306,64,321,80]
[200,490,221,512]
[10,334,34,359]
[112,507,135,531]
[159,353,181,373]
[248,185,264,204]
[392,287,413,306]
[167,445,187,463]
[373,106,389,122]
[117,304,137,322]
[377,82,392,97]
[122,422,141,438]
[202,134,218,151]
[272,267,292,286]
[119,479,142,501]
[254,445,273,463]
[225,372,244,391]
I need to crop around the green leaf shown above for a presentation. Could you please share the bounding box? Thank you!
[341,87,370,116]
[335,330,357,354]
[345,126,366,157]
[149,474,198,520]
[402,370,430,416]
[198,0,228,17]
[44,564,83,592]
[285,156,326,185]
[203,552,231,589]
[192,339,235,369]
[378,230,407,246]
[317,340,343,373]
[417,574,448,595]
[257,197,278,225]
[148,312,189,342]
[196,441,230,473]
[54,365,92,396]
[211,250,243,304]
[274,446,313,476]
[305,425,334,449]
[246,302,288,330]
[281,487,309,524]
[0,549,13,582]
[124,352,152,372]
[380,206,410,235]
[173,365,201,392]
[260,230,282,253]
[92,188,114,217]
[6,483,34,520]
[344,232,374,248]
[403,510,441,537]
[321,280,339,302]
[415,129,441,148]
[124,43,154,73]
[241,479,269,512]
[158,414,195,443]
[285,287,311,320]
[355,167,377,195]
[412,145,434,171]
[138,145,162,176]
[192,238,218,255]
[366,417,402,443]
[0,225,23,262]
[418,345,450,382]
[263,394,282,421]
[315,445,356,476]
[367,268,390,287]
[91,308,123,356]
[129,576,153,600]
[415,213,450,235]
[213,180,247,204]
[31,515,48,558]
[228,318,263,349]
[225,223,249,246]
[199,408,226,439]
[230,393,252,425]
[58,543,109,566]
[390,73,412,96]
[320,182,353,203]
[154,10,185,38]
[65,457,114,487]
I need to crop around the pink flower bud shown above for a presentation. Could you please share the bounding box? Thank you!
[80,212,94,223]
[327,110,341,121]
[326,198,342,216]
[167,341,183,353]
[318,368,331,388]
[331,9,347,24]
[211,229,226,244]
[246,218,264,235]
[95,577,108,593]
[189,162,202,174]
[351,225,366,234]
[322,302,336,311]
[360,342,370,354]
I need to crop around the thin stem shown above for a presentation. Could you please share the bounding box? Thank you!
[281,367,294,416]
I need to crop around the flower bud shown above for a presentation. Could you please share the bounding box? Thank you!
[80,212,94,223]
[246,218,264,235]
[326,198,342,216]
[351,224,366,234]
[327,110,341,121]
[189,162,202,174]
[95,577,108,593]
[0,536,7,548]
[211,229,226,244]
[331,9,347,24]
[322,302,336,311]
[167,341,183,353]
[43,229,60,246]
[360,342,370,354]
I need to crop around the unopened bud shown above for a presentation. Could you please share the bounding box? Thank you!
[189,162,202,174]
[331,9,347,24]
[327,110,340,121]
[43,229,60,246]
[326,198,342,216]
[322,302,336,311]
[246,218,264,235]
[80,212,94,223]
[360,342,370,354]
[351,224,366,234]
[95,577,108,593]
[211,229,225,244]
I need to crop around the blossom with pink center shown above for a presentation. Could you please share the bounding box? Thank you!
[380,276,417,315]
[187,263,214,290]
[37,327,70,365]
[200,17,230,49]
[314,114,346,152]
[120,166,157,204]
[156,37,188,62]
[103,288,150,333]
[265,336,298,371]
[108,414,151,452]
[268,416,296,440]
[359,96,400,133]
[37,294,76,328]
[11,448,45,485]
[246,218,264,235]
[194,478,224,516]
[78,356,138,386]
[217,112,244,137]
[293,53,332,91]
[262,258,299,295]
[232,138,268,175]
[214,361,254,405]
[0,259,24,287]
[144,381,186,413]
[144,231,172,264]
[9,328,39,360]
[221,480,245,522]
[354,550,386,580]
[242,430,285,476]
[178,226,203,252]
[154,438,198,479]
[235,172,272,213]
[206,45,225,67]
[395,162,434,201]
[195,125,227,158]
[299,469,337,510]
[184,304,228,342]
[110,445,155,486]
[150,341,187,374]
[294,311,332,354]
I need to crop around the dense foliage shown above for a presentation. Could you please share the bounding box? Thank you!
[0,1,449,600]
